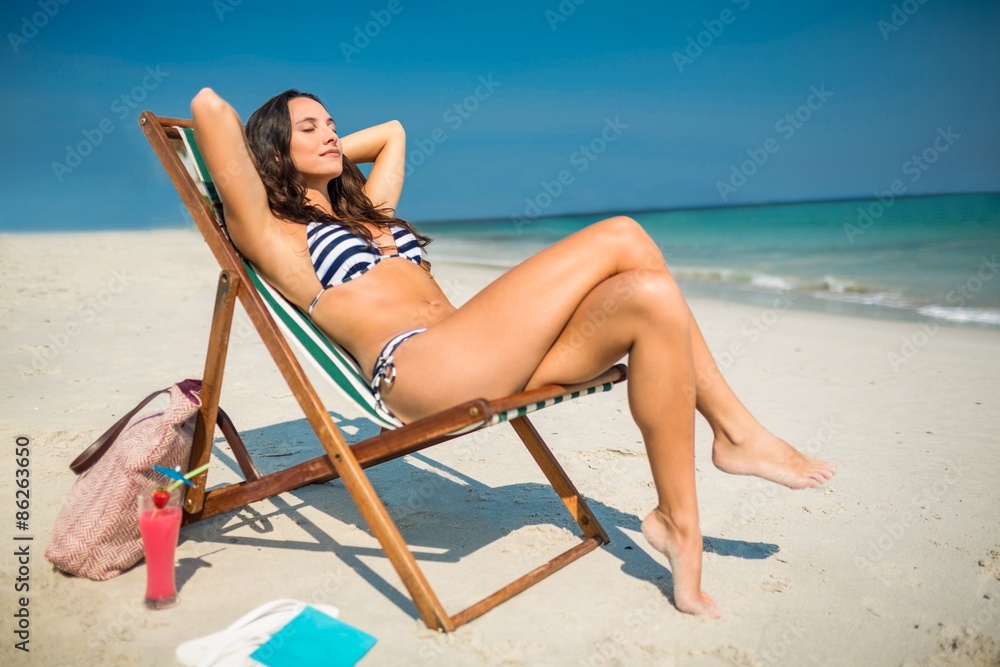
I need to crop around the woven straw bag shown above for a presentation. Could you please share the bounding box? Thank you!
[45,380,203,581]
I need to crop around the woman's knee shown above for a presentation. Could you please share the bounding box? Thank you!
[618,270,689,328]
[591,216,664,273]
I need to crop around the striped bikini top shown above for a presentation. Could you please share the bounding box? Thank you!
[306,221,424,288]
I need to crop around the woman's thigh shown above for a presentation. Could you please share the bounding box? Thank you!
[383,240,673,423]
[422,216,659,347]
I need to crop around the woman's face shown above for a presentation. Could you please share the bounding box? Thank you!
[286,96,343,186]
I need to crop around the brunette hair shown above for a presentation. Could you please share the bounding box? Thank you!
[245,89,430,248]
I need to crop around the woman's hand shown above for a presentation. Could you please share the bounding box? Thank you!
[340,120,406,214]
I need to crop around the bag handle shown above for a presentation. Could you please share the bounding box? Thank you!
[69,379,225,475]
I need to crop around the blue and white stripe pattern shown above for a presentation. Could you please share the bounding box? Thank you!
[307,222,424,287]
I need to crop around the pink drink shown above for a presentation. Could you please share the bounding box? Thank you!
[138,494,182,608]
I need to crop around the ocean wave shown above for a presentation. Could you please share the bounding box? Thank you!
[809,289,911,306]
[917,305,1000,326]
[671,266,881,296]
[429,252,1000,329]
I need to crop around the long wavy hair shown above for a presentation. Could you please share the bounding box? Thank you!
[245,89,430,249]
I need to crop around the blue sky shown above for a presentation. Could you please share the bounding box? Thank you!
[1,0,997,231]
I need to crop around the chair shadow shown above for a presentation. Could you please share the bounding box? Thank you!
[180,412,780,619]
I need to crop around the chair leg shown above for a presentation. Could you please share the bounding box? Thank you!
[225,267,456,631]
[509,416,610,544]
[313,415,457,631]
[216,408,260,481]
[185,270,239,515]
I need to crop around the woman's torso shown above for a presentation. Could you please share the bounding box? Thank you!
[251,218,454,377]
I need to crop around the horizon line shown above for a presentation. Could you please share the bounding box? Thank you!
[413,190,1000,226]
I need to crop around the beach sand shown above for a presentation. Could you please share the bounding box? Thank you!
[1,228,998,666]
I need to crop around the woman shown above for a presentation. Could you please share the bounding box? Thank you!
[191,87,836,618]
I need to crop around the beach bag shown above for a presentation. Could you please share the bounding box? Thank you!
[45,379,211,581]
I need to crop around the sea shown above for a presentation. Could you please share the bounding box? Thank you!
[419,193,1000,330]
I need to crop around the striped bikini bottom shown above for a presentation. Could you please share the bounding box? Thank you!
[370,328,427,419]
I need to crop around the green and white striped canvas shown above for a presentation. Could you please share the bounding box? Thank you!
[173,127,617,434]
[175,127,401,428]
[245,261,403,428]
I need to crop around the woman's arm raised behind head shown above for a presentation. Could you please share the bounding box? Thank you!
[340,119,406,215]
[190,88,277,257]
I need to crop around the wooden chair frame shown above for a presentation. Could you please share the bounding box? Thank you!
[139,111,627,631]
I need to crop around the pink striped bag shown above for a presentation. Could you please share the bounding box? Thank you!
[45,380,202,581]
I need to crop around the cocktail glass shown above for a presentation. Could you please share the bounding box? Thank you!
[138,487,182,609]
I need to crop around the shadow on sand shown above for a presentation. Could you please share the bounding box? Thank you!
[178,410,779,619]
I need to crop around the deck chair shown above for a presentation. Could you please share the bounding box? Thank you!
[138,111,628,631]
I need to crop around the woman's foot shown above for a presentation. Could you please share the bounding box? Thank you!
[711,422,837,489]
[641,509,721,619]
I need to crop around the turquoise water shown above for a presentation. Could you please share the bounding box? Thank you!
[420,193,1000,329]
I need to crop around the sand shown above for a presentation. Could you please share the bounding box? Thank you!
[1,228,998,666]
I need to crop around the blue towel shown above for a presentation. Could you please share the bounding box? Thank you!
[249,606,377,667]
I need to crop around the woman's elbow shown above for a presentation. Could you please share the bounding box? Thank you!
[191,88,227,116]
[386,119,405,138]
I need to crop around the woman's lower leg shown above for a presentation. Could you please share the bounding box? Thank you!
[606,219,837,487]
[593,274,722,618]
[606,219,760,431]
[629,321,722,618]
[514,265,719,616]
